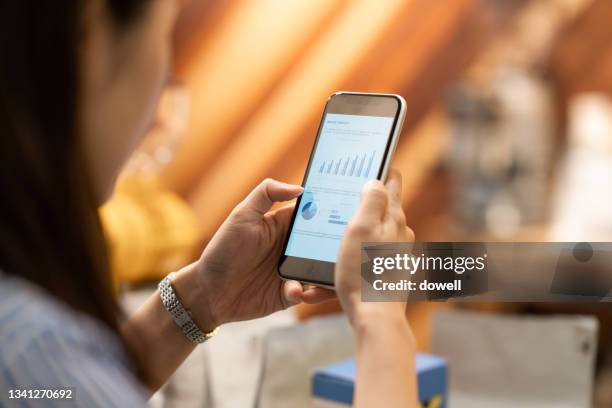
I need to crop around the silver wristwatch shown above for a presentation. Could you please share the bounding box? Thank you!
[158,272,217,344]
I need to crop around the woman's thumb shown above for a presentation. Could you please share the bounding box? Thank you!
[241,178,303,215]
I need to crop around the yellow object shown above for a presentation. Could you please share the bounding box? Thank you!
[100,175,201,284]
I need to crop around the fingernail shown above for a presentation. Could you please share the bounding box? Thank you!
[285,183,304,193]
[364,179,383,189]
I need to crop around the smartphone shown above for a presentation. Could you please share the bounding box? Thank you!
[278,92,406,288]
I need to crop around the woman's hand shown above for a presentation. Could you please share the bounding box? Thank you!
[191,179,335,328]
[130,179,334,389]
[335,169,418,408]
[335,169,415,324]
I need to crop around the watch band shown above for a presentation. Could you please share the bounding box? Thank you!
[158,272,218,344]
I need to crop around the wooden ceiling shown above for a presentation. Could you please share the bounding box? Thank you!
[160,0,529,241]
[550,0,612,95]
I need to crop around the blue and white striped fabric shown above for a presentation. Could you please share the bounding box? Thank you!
[0,273,148,407]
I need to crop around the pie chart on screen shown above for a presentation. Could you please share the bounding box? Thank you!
[301,192,317,220]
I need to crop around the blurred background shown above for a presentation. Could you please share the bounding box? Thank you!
[103,0,612,406]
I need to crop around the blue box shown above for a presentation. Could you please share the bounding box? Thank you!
[312,353,447,408]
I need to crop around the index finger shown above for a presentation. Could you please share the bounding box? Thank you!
[385,169,407,227]
[354,179,388,224]
[385,169,403,206]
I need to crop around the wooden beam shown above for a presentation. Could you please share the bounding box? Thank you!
[189,0,413,238]
[172,0,237,74]
[268,0,514,203]
[550,0,612,95]
[161,0,346,194]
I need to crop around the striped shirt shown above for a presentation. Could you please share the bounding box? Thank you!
[0,273,148,407]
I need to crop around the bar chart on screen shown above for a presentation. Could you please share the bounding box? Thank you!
[285,113,394,263]
[316,150,377,179]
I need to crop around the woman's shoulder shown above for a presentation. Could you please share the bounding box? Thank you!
[0,273,121,361]
[0,273,148,407]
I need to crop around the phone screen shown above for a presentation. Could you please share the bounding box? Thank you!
[284,112,396,263]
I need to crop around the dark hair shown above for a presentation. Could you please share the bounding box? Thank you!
[0,0,148,378]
